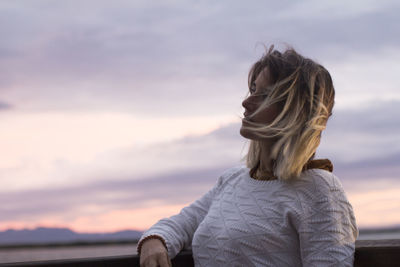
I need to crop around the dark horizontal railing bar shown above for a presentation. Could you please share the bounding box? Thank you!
[2,239,400,267]
[354,239,400,267]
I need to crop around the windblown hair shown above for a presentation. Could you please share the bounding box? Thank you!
[243,45,335,180]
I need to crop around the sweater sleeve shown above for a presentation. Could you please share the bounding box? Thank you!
[296,170,359,266]
[137,166,243,259]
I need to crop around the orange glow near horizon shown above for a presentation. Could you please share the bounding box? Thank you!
[0,203,190,233]
[348,188,400,228]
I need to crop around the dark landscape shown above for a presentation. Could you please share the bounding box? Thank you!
[0,227,143,247]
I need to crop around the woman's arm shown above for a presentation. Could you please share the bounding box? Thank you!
[138,166,243,259]
[296,170,359,266]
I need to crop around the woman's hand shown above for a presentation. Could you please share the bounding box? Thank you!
[140,238,172,267]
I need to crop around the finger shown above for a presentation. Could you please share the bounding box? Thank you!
[141,258,158,267]
[158,252,171,267]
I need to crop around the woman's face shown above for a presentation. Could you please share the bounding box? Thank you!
[240,67,281,140]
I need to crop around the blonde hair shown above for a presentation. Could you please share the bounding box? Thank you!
[243,46,335,180]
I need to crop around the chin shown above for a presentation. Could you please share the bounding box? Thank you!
[240,119,268,141]
[240,124,257,140]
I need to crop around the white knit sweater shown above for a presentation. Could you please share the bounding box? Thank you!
[139,166,359,266]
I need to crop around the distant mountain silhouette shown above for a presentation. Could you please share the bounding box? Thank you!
[0,227,143,245]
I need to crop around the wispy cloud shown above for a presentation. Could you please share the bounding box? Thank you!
[0,112,236,192]
[1,0,399,114]
[0,166,228,221]
[320,100,400,162]
[0,101,12,110]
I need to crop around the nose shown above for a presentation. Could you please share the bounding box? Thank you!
[242,97,250,112]
[242,95,257,113]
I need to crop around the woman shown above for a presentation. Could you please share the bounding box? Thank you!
[138,45,359,267]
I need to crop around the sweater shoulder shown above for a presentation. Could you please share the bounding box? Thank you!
[216,165,248,187]
[293,169,350,206]
[297,168,345,193]
[294,169,359,241]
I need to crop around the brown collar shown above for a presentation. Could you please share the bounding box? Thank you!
[303,159,333,172]
[250,158,333,181]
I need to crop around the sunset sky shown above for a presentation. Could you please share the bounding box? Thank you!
[1,0,400,233]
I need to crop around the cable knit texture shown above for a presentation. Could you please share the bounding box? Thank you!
[138,166,359,266]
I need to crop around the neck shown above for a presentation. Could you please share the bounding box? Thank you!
[254,139,276,180]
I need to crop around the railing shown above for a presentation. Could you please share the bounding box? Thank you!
[2,239,400,267]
